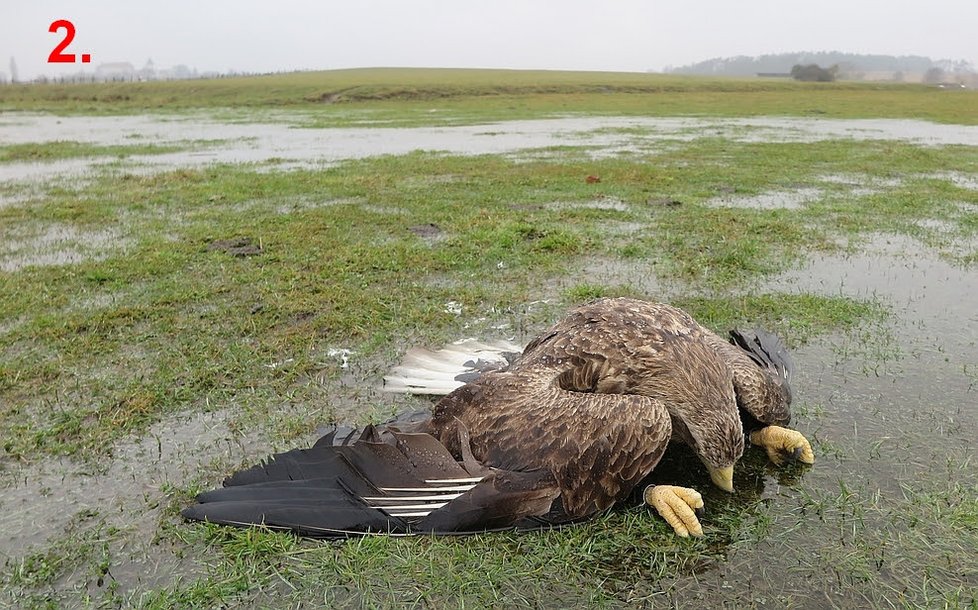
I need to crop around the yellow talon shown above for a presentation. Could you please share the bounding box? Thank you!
[749,425,815,466]
[643,485,704,537]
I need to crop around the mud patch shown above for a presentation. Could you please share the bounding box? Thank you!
[408,223,445,245]
[205,237,263,257]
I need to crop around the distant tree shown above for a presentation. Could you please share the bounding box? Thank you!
[790,63,837,82]
[923,67,946,84]
[9,57,18,83]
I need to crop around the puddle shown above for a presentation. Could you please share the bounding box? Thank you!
[546,196,632,212]
[0,191,33,210]
[931,170,978,191]
[4,113,978,184]
[817,173,905,196]
[655,233,978,605]
[0,223,131,272]
[707,186,823,210]
[0,408,270,596]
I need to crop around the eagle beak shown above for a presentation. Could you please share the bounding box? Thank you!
[708,465,735,492]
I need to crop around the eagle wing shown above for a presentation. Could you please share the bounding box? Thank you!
[702,328,793,428]
[430,362,673,519]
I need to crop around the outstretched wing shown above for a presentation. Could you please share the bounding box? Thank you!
[183,426,562,537]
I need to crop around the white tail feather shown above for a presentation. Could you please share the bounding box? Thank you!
[364,477,484,518]
[384,338,523,395]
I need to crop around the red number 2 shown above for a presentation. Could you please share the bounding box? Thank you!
[48,19,76,63]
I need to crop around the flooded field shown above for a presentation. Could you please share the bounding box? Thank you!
[1,109,977,608]
[3,113,978,184]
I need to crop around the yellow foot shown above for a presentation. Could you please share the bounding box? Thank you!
[643,485,704,537]
[749,425,815,466]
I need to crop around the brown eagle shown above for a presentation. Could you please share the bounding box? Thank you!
[183,298,814,537]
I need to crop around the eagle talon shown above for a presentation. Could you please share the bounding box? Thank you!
[643,485,705,537]
[750,425,815,466]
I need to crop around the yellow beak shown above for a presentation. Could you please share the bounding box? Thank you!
[708,465,735,492]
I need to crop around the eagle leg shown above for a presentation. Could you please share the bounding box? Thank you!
[749,425,815,466]
[643,485,705,537]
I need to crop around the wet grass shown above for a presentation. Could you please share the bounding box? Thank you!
[0,141,195,163]
[1,102,977,608]
[5,138,955,462]
[1,67,976,125]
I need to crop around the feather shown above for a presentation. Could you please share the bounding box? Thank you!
[416,470,561,533]
[384,338,522,395]
[729,328,794,381]
[183,423,569,536]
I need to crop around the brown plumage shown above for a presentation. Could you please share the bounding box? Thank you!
[183,297,799,536]
[418,297,793,515]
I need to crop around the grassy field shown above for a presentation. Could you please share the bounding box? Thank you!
[2,67,977,125]
[1,70,977,608]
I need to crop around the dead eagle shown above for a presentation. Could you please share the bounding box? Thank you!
[182,297,814,537]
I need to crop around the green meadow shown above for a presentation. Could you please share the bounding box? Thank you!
[1,69,976,608]
[2,67,977,125]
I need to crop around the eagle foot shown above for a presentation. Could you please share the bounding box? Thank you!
[643,485,704,537]
[750,425,815,466]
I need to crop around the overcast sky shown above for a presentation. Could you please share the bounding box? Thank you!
[3,1,976,80]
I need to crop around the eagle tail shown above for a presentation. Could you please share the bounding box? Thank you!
[182,424,559,537]
[729,328,794,382]
[383,338,523,395]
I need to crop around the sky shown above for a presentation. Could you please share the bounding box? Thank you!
[2,0,977,81]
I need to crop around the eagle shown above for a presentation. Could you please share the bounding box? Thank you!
[182,298,814,537]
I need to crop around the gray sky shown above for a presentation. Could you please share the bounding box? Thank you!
[3,0,976,80]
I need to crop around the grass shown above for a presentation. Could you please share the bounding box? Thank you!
[1,70,977,608]
[2,67,977,125]
[8,136,965,462]
[0,141,199,163]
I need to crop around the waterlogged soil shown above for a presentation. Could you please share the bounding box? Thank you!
[0,410,263,576]
[4,113,978,183]
[654,234,978,605]
[1,111,977,607]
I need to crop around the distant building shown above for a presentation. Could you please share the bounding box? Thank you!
[95,62,136,81]
[138,58,156,81]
